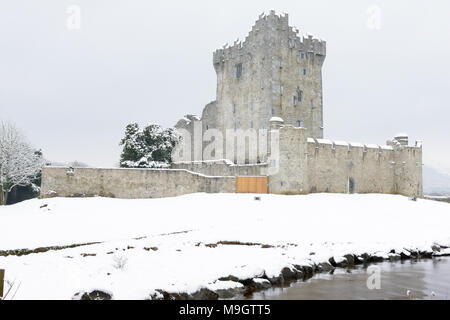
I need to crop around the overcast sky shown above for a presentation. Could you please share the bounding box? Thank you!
[1,0,449,173]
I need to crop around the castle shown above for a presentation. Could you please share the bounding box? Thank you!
[41,11,423,199]
[172,11,423,197]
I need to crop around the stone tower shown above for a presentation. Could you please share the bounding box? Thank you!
[212,10,326,138]
[175,11,326,162]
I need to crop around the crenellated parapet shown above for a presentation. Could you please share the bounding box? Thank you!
[213,10,326,66]
[304,134,423,197]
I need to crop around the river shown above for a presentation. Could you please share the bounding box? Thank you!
[248,256,450,300]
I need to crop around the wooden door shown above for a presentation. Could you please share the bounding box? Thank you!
[236,176,268,194]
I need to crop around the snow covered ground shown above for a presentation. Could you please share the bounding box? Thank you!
[0,193,449,299]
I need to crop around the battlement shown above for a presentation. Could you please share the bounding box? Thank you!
[307,138,394,153]
[307,136,422,156]
[213,10,326,65]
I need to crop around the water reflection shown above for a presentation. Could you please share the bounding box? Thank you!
[249,257,450,300]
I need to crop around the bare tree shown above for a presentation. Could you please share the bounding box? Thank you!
[0,279,21,300]
[0,122,44,205]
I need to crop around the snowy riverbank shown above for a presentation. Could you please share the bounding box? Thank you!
[0,193,449,299]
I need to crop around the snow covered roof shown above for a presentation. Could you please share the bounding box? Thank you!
[269,116,284,123]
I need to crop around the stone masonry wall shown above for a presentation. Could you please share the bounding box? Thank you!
[307,139,423,197]
[306,140,396,195]
[268,126,309,194]
[266,125,423,197]
[393,145,423,197]
[305,139,423,197]
[40,167,236,199]
[171,160,268,177]
[212,11,325,141]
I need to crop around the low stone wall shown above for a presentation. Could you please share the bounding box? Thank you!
[40,167,236,199]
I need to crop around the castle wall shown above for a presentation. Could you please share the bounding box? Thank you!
[268,126,309,194]
[169,124,423,198]
[267,126,423,197]
[173,115,202,162]
[201,101,219,141]
[171,160,268,177]
[306,140,396,194]
[40,134,422,200]
[393,145,423,197]
[40,167,235,199]
[270,21,325,139]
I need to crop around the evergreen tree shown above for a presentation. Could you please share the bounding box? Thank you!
[119,123,179,168]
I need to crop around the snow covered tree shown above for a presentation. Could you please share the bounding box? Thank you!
[0,122,45,205]
[119,123,179,168]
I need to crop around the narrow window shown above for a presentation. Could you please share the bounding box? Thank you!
[300,52,306,60]
[293,95,297,106]
[233,103,236,114]
[297,87,303,102]
[271,108,275,115]
[280,85,284,95]
[310,99,314,108]
[250,120,254,129]
[250,101,254,112]
[297,120,303,127]
[234,121,237,131]
[347,178,355,194]
[302,68,307,76]
[236,63,242,79]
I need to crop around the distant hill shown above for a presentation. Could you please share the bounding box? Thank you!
[423,166,450,195]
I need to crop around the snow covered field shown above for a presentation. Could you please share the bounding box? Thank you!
[0,193,449,299]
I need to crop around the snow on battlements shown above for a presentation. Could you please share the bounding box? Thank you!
[308,137,394,152]
[307,136,422,152]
